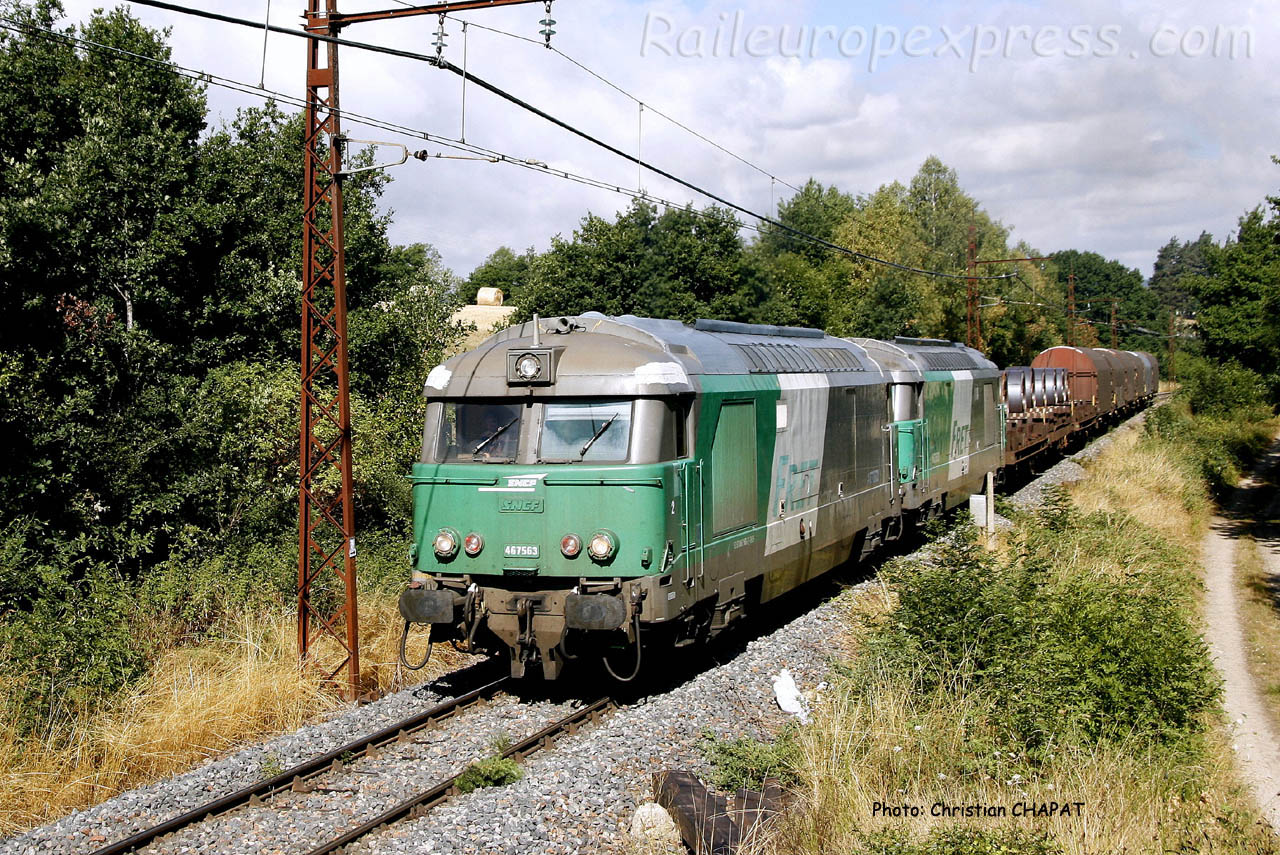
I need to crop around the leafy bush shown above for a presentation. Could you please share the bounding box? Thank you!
[454,755,523,794]
[699,726,801,790]
[994,570,1218,747]
[0,528,148,735]
[871,532,1029,692]
[867,516,1218,753]
[1177,355,1273,420]
[1146,400,1275,498]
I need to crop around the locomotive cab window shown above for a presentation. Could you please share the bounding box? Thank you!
[539,400,633,462]
[425,401,525,463]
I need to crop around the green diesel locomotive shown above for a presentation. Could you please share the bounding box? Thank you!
[399,314,1002,680]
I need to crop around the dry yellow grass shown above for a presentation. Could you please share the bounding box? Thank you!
[760,666,1271,854]
[1069,424,1210,548]
[755,417,1278,854]
[0,590,466,836]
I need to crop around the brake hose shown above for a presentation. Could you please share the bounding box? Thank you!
[601,610,643,682]
[399,620,433,671]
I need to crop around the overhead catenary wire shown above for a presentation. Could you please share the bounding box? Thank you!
[0,16,772,239]
[982,292,1182,338]
[114,0,1017,283]
[442,15,798,193]
[431,53,1018,282]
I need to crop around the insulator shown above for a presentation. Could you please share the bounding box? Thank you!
[540,18,556,26]
[539,27,555,37]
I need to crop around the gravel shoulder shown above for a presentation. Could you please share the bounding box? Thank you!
[1203,433,1280,833]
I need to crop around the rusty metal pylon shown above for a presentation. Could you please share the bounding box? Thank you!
[295,0,551,701]
[298,0,359,700]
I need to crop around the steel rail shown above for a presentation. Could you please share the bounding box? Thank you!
[91,677,509,855]
[304,696,616,855]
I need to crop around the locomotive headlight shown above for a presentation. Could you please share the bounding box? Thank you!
[433,528,460,559]
[463,532,484,556]
[515,353,542,381]
[560,533,582,558]
[588,529,617,563]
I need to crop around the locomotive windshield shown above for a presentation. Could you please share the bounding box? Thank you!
[423,398,654,464]
[433,401,524,463]
[539,401,632,462]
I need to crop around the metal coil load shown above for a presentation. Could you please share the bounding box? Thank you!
[1004,367,1030,414]
[1031,367,1048,408]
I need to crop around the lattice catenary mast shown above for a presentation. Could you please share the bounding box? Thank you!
[298,0,548,700]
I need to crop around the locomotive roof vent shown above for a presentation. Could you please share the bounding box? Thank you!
[693,318,825,339]
[893,336,960,348]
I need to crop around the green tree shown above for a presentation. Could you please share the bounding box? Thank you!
[977,243,1063,367]
[757,178,858,266]
[1051,249,1162,357]
[830,181,931,338]
[1191,177,1280,399]
[905,157,1010,343]
[0,1,465,734]
[514,199,763,322]
[1149,233,1212,317]
[467,246,534,305]
[0,3,208,544]
[349,242,465,397]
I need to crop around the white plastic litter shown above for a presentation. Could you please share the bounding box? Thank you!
[772,669,811,724]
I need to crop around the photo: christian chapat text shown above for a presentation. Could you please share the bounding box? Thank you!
[872,801,1086,819]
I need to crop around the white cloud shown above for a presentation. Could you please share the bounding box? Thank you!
[55,0,1280,283]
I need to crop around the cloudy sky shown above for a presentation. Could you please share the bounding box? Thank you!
[57,0,1280,282]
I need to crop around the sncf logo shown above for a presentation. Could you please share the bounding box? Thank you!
[506,477,538,488]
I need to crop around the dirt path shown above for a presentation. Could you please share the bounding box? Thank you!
[1203,435,1280,832]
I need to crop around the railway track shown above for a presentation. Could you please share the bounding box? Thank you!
[88,676,614,855]
[91,677,510,855]
[305,696,615,855]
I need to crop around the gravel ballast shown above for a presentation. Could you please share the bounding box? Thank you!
[2,409,1153,855]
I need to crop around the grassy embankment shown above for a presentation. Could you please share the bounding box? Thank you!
[0,592,464,836]
[740,399,1280,854]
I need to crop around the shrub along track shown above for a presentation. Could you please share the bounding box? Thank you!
[1205,432,1280,832]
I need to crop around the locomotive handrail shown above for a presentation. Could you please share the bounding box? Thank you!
[541,477,664,487]
[409,475,499,486]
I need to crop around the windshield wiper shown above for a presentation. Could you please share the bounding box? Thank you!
[578,414,618,459]
[473,416,519,456]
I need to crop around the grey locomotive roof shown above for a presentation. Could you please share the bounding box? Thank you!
[425,314,1008,400]
[850,337,997,374]
[425,314,891,398]
[605,314,880,375]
